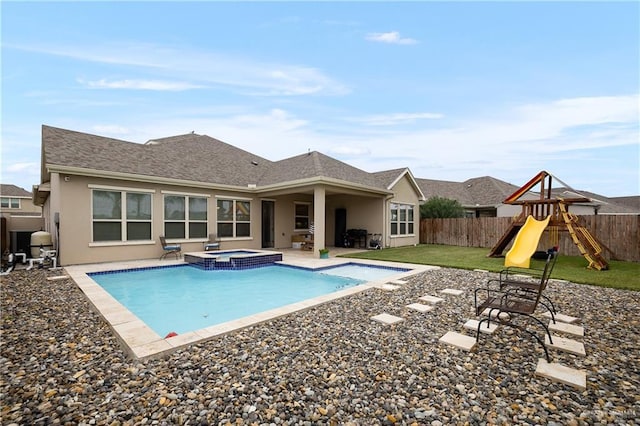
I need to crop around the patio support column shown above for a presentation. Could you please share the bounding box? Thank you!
[313,185,326,256]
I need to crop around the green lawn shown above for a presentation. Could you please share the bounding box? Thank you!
[341,244,640,291]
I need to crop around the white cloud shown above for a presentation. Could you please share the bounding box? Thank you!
[1,162,41,190]
[5,162,39,173]
[80,78,204,91]
[351,112,444,126]
[326,146,371,157]
[365,31,418,45]
[11,42,350,97]
[12,94,635,196]
[80,95,638,178]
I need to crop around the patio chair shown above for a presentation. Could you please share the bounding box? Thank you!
[474,253,556,362]
[204,233,221,251]
[490,250,559,318]
[159,236,181,260]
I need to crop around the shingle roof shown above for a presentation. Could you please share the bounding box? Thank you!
[550,188,640,214]
[42,126,272,187]
[417,176,640,214]
[416,178,474,205]
[41,126,393,192]
[463,176,521,206]
[610,196,640,210]
[259,151,386,189]
[0,184,32,197]
[415,176,519,207]
[371,168,409,189]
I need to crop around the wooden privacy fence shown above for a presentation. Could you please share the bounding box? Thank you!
[420,215,640,262]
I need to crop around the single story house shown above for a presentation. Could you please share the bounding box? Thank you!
[33,126,425,265]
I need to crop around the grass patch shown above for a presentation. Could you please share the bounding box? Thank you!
[342,244,640,291]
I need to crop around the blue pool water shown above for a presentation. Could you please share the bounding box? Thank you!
[90,264,406,337]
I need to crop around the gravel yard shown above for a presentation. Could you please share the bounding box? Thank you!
[1,267,639,425]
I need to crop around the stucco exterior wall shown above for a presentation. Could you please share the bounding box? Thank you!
[272,193,314,249]
[48,171,424,264]
[325,194,384,247]
[55,175,269,265]
[496,204,522,217]
[387,175,420,248]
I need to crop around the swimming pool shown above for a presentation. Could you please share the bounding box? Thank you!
[90,263,407,337]
[67,256,429,358]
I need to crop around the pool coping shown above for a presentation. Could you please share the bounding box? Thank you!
[64,252,439,360]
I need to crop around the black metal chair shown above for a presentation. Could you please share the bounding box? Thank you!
[474,253,556,362]
[490,250,559,319]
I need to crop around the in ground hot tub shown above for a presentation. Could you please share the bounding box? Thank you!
[184,250,283,270]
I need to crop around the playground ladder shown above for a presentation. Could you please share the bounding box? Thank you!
[558,202,609,270]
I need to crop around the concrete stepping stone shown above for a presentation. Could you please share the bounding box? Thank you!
[379,284,400,291]
[464,319,499,334]
[371,313,404,325]
[389,279,407,285]
[419,295,444,304]
[545,335,586,356]
[549,321,584,337]
[439,331,477,351]
[480,308,510,321]
[513,274,532,279]
[46,275,70,281]
[406,303,434,313]
[535,358,586,390]
[543,312,579,324]
[440,288,464,296]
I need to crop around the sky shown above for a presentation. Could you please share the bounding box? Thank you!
[2,1,639,197]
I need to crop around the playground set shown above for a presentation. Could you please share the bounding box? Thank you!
[488,171,610,270]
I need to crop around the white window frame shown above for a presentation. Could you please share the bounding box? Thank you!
[1,197,21,209]
[390,202,415,237]
[90,187,154,243]
[294,202,311,231]
[216,196,252,239]
[162,192,209,240]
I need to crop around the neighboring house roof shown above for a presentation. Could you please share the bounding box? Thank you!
[40,126,401,195]
[0,184,32,197]
[610,196,640,210]
[550,188,640,214]
[463,176,521,207]
[416,174,640,215]
[416,176,520,208]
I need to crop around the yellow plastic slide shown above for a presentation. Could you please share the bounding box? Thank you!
[504,215,551,269]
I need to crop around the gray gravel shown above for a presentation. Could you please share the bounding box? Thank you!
[1,267,639,425]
